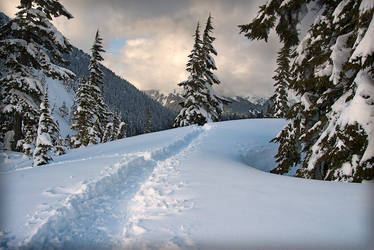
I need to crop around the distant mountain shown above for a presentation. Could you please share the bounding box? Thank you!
[144,89,271,120]
[244,96,268,106]
[143,90,182,114]
[0,12,175,136]
[223,96,271,119]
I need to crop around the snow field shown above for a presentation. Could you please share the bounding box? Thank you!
[1,119,373,250]
[121,120,373,250]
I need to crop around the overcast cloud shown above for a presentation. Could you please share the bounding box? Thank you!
[1,0,280,97]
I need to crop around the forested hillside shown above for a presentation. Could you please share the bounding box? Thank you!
[61,46,175,135]
[0,12,175,136]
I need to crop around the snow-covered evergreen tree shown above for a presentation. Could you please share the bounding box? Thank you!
[111,115,120,141]
[174,16,223,127]
[33,118,53,166]
[87,30,112,143]
[71,77,94,148]
[174,22,206,127]
[59,101,69,119]
[239,0,374,182]
[200,14,224,122]
[33,87,65,166]
[65,134,72,149]
[0,0,74,152]
[117,122,127,140]
[268,45,290,118]
[70,29,114,147]
[103,122,113,142]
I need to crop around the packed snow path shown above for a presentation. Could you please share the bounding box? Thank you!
[1,119,373,249]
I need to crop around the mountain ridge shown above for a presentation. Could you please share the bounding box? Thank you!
[143,89,271,119]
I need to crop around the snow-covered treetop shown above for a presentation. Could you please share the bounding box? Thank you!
[239,0,307,47]
[0,0,75,79]
[90,30,105,62]
[202,14,217,56]
[185,22,203,78]
[88,30,105,87]
[19,0,73,20]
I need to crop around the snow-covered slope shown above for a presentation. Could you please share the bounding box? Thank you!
[46,77,75,138]
[0,119,372,249]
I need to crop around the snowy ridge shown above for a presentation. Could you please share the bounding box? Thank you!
[23,127,204,249]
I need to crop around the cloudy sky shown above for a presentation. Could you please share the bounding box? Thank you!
[1,0,281,97]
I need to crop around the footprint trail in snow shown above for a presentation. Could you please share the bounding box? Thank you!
[121,145,197,249]
[24,127,204,249]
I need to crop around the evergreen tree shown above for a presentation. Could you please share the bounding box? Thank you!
[200,14,224,122]
[65,134,72,149]
[174,16,224,127]
[111,115,120,141]
[90,119,102,144]
[33,116,53,166]
[59,101,69,119]
[117,121,127,140]
[0,0,74,152]
[87,30,112,143]
[268,45,290,118]
[174,22,206,127]
[103,122,113,142]
[54,137,66,156]
[71,77,94,148]
[144,108,152,133]
[240,0,374,182]
[33,87,64,166]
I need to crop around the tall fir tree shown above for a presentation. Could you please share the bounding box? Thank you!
[0,0,74,153]
[268,45,290,118]
[239,0,374,182]
[33,87,65,166]
[174,16,224,127]
[174,22,206,127]
[200,14,224,122]
[87,30,112,143]
[71,77,94,148]
[71,31,113,147]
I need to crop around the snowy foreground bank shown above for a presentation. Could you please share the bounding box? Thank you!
[1,119,373,249]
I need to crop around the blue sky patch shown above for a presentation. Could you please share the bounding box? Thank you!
[108,37,127,55]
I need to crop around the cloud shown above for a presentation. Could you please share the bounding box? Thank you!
[102,20,191,92]
[99,0,279,97]
[0,0,19,17]
[2,0,280,97]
